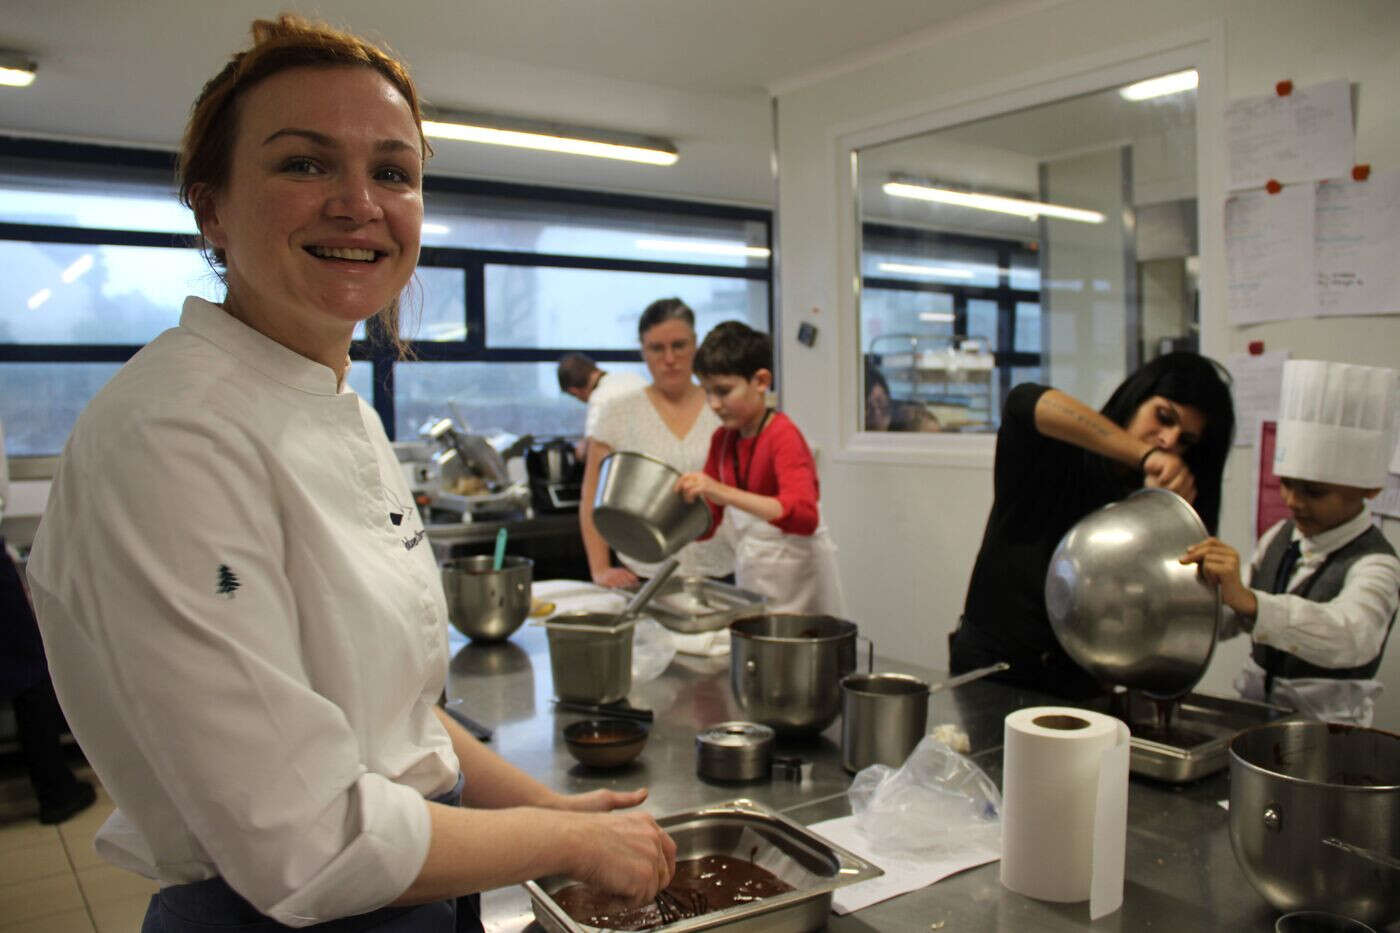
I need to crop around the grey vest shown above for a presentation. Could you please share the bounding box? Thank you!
[1251,520,1398,681]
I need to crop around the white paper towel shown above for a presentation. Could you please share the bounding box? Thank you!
[999,706,1130,919]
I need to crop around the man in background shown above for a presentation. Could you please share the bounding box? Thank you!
[558,352,647,459]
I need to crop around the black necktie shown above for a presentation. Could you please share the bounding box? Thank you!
[1271,539,1301,595]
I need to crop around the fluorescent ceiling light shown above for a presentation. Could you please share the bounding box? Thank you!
[421,222,451,235]
[424,111,677,166]
[918,312,955,323]
[61,254,94,284]
[28,288,51,310]
[1120,70,1198,101]
[884,181,1104,224]
[877,261,975,280]
[636,238,770,258]
[0,51,36,88]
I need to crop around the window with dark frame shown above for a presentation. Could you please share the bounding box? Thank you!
[0,137,773,457]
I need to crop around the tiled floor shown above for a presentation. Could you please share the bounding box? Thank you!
[0,764,156,933]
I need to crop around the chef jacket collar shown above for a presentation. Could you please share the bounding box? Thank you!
[1292,500,1374,558]
[179,296,350,397]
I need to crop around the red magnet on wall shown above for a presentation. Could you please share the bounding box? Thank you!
[1352,164,1371,181]
[1275,79,1293,96]
[1265,179,1283,195]
[1248,340,1265,356]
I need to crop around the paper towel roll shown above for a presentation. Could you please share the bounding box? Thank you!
[1000,706,1130,919]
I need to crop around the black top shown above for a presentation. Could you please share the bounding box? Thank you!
[950,383,1139,699]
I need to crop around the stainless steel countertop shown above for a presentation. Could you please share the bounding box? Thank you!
[447,624,1291,932]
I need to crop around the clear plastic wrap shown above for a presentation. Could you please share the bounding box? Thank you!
[630,618,676,684]
[847,733,1002,857]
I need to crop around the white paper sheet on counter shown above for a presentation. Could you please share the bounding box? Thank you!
[805,815,1000,914]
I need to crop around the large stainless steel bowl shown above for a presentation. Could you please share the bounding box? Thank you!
[592,451,712,563]
[440,555,533,642]
[730,614,858,734]
[1229,721,1400,926]
[1044,488,1219,698]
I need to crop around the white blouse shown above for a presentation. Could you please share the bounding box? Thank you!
[591,388,734,578]
[28,298,456,926]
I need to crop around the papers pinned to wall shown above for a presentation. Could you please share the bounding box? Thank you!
[1225,173,1400,326]
[1227,79,1354,191]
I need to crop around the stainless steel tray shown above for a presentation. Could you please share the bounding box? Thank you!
[1096,690,1297,783]
[624,576,766,634]
[524,798,883,932]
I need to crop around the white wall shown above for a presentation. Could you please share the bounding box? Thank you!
[775,0,1400,726]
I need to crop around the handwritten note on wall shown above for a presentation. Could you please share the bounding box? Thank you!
[1316,171,1400,318]
[1225,186,1315,325]
[1227,79,1354,191]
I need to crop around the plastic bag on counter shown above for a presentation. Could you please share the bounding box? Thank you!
[847,733,1002,858]
[631,618,676,684]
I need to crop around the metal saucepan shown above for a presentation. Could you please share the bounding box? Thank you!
[1229,720,1400,927]
[1045,488,1220,698]
[730,614,859,734]
[592,451,712,563]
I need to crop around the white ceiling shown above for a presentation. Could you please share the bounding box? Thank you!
[0,0,1034,205]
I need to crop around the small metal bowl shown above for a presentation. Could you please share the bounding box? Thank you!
[563,719,649,769]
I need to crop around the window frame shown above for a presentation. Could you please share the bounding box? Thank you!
[0,136,773,455]
[831,33,1221,469]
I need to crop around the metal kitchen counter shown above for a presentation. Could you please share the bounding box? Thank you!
[447,624,1290,932]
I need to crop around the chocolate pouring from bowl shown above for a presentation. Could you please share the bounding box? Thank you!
[1044,487,1220,698]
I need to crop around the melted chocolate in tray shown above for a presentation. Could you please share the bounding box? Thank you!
[551,854,794,930]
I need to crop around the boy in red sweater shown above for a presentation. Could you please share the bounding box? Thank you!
[675,322,845,614]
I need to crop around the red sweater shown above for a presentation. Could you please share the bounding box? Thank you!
[698,411,820,538]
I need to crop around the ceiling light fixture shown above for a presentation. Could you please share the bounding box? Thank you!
[424,110,678,166]
[0,51,37,88]
[884,180,1104,224]
[421,222,451,235]
[636,238,770,258]
[918,312,956,323]
[1119,70,1198,102]
[877,262,975,280]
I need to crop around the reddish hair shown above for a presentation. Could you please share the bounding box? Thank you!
[177,14,430,355]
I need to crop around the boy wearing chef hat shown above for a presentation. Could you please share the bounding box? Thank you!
[1184,360,1400,726]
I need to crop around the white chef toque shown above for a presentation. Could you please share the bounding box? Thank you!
[1273,359,1399,489]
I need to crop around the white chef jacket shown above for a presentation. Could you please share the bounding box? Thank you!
[1227,504,1400,725]
[27,297,458,927]
[583,370,646,441]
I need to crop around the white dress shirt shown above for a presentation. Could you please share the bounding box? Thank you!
[591,388,734,579]
[583,370,646,441]
[28,297,457,927]
[1232,505,1400,725]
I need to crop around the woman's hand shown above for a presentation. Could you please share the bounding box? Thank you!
[674,471,718,503]
[594,566,641,588]
[553,787,649,813]
[563,808,677,905]
[1142,448,1197,504]
[1180,537,1257,619]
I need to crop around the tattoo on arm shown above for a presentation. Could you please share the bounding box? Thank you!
[1044,398,1113,439]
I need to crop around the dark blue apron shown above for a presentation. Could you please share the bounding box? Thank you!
[141,774,482,932]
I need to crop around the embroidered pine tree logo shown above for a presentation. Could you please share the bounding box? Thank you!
[216,564,240,598]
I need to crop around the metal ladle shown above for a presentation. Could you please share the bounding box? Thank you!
[613,557,680,626]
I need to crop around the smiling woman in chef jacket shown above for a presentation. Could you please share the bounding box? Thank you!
[26,15,674,932]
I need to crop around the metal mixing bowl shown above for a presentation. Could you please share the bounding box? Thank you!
[1044,488,1219,698]
[440,555,533,642]
[592,451,712,562]
[1229,721,1400,927]
[729,614,858,733]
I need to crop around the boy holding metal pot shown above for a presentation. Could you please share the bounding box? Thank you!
[674,322,845,615]
[1184,360,1400,726]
